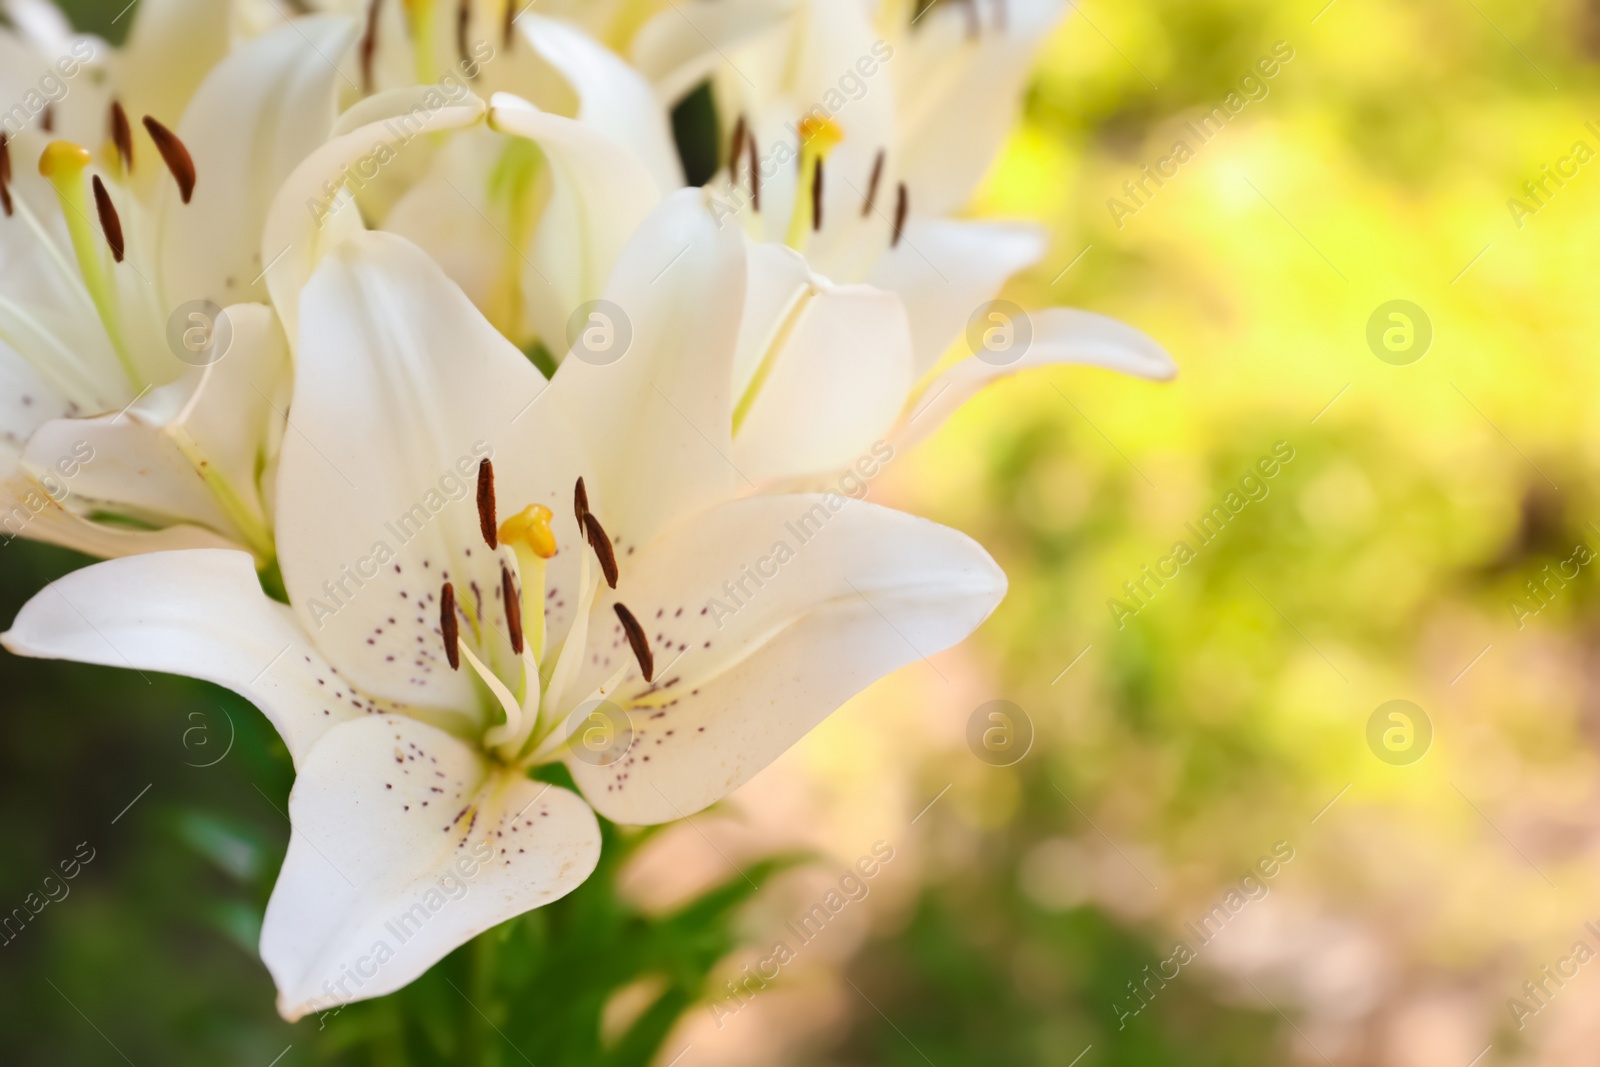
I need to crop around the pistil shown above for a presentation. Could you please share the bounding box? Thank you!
[784,116,843,252]
[37,141,138,384]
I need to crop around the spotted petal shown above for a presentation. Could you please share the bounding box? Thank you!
[565,493,1006,823]
[0,549,366,766]
[262,714,600,1020]
[278,229,587,713]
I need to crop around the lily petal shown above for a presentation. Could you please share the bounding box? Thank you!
[279,230,585,712]
[548,187,746,550]
[566,494,1006,823]
[261,88,487,343]
[733,271,913,486]
[262,713,600,1020]
[630,0,798,104]
[893,0,1067,215]
[484,92,663,349]
[157,14,358,308]
[0,549,362,766]
[867,217,1047,377]
[516,15,683,193]
[19,303,287,554]
[898,307,1176,450]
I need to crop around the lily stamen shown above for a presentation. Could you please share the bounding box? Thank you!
[573,476,590,528]
[91,176,124,263]
[501,564,523,655]
[142,116,196,203]
[812,156,824,231]
[109,101,133,174]
[440,581,461,669]
[613,602,653,682]
[863,148,884,217]
[892,181,908,247]
[0,134,12,217]
[361,0,382,93]
[476,458,498,548]
[748,130,761,212]
[582,512,619,589]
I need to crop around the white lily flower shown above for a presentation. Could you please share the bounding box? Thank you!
[0,14,356,563]
[632,0,1174,403]
[3,190,1005,1017]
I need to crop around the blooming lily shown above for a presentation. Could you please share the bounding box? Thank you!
[3,191,1005,1017]
[0,13,358,563]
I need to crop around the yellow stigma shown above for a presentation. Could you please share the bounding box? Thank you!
[500,504,557,559]
[797,116,844,155]
[38,140,91,180]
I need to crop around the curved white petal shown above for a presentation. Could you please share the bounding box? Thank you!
[0,549,361,765]
[565,494,1006,823]
[261,88,487,343]
[733,278,913,486]
[866,218,1046,376]
[18,304,286,553]
[117,0,234,165]
[279,230,586,712]
[898,307,1175,450]
[547,188,746,550]
[156,14,358,308]
[893,0,1067,215]
[485,93,663,350]
[630,0,798,104]
[516,15,683,193]
[262,714,600,1020]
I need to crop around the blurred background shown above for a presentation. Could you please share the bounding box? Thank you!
[7,0,1600,1063]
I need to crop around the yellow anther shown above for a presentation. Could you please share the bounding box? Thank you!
[38,140,91,180]
[500,504,557,559]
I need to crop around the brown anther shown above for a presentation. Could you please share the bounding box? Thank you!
[503,0,515,46]
[91,176,124,263]
[863,149,885,217]
[476,458,497,549]
[747,130,761,212]
[40,103,53,132]
[0,134,11,218]
[457,0,471,68]
[501,564,523,655]
[110,101,133,173]
[583,512,619,589]
[729,114,746,171]
[892,181,908,248]
[361,0,382,93]
[142,116,195,203]
[614,602,653,682]
[812,156,824,231]
[573,476,590,530]
[440,582,460,670]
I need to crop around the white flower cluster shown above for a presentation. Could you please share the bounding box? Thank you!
[0,0,1172,1020]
